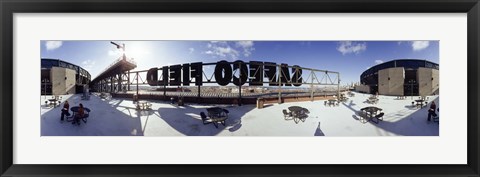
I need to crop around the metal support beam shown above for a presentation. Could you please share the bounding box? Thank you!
[163,75,166,99]
[310,72,314,101]
[197,85,201,103]
[117,73,122,93]
[110,77,114,93]
[238,62,242,106]
[278,65,282,104]
[136,73,139,96]
[337,73,341,98]
[127,71,131,91]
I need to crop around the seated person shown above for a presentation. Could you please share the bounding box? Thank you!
[72,103,85,124]
[427,101,437,121]
[60,100,70,121]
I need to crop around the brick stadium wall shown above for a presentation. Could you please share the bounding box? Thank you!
[418,68,439,96]
[51,67,76,95]
[378,67,404,96]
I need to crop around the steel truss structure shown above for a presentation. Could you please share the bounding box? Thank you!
[90,61,340,104]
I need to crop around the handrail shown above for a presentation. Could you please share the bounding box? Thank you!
[94,56,137,80]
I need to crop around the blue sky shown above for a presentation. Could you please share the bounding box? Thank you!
[41,40,439,85]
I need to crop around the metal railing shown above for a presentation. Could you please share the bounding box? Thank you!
[95,56,137,80]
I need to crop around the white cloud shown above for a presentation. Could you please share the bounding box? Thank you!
[235,41,255,57]
[45,41,63,50]
[375,60,384,64]
[337,41,367,55]
[397,41,403,45]
[189,48,195,54]
[236,41,253,48]
[81,60,96,70]
[204,41,255,60]
[411,41,429,51]
[210,41,227,45]
[216,47,239,58]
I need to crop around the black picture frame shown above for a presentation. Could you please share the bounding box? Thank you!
[1,0,479,176]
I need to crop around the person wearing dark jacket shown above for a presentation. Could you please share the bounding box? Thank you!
[427,101,437,121]
[60,100,70,121]
[72,103,85,125]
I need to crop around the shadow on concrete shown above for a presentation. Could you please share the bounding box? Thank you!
[314,122,325,136]
[157,104,256,136]
[41,94,144,136]
[365,97,439,136]
[341,97,439,136]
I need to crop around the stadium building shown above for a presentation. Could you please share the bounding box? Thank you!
[41,58,91,95]
[357,59,439,96]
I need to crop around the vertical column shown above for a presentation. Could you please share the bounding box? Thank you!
[163,72,167,100]
[127,71,131,91]
[337,73,341,99]
[110,77,114,93]
[136,73,139,97]
[277,64,282,104]
[310,72,314,101]
[238,62,242,106]
[118,73,122,93]
[197,85,200,103]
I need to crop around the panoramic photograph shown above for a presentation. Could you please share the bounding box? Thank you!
[40,40,439,136]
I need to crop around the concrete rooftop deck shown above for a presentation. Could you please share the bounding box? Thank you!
[41,92,439,136]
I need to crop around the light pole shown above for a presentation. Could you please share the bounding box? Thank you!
[110,41,128,95]
[110,41,126,60]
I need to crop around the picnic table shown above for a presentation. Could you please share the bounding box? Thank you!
[136,100,152,110]
[287,106,309,123]
[206,107,229,128]
[288,106,303,112]
[325,99,338,106]
[68,106,91,124]
[415,99,426,108]
[339,96,348,102]
[47,99,59,107]
[347,92,355,97]
[367,97,379,104]
[206,107,228,118]
[360,106,383,124]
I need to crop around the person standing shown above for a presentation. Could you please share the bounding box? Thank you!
[427,101,437,121]
[60,100,70,121]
